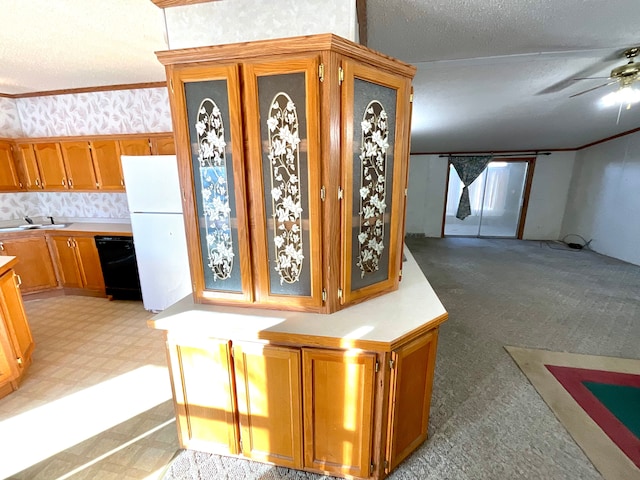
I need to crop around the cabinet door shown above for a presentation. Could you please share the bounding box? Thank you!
[0,236,58,293]
[0,142,22,191]
[166,337,239,455]
[0,311,19,394]
[74,237,105,291]
[151,136,176,155]
[0,269,34,369]
[386,330,438,471]
[59,141,97,190]
[171,64,253,304]
[243,56,323,311]
[15,144,42,190]
[340,60,411,305]
[234,343,302,468]
[34,143,67,190]
[119,138,152,156]
[91,140,124,190]
[302,348,376,478]
[49,236,82,288]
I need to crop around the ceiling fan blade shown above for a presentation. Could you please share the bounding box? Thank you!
[569,80,618,98]
[536,49,623,95]
[573,76,611,80]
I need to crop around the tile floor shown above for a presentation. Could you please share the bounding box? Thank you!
[0,295,179,480]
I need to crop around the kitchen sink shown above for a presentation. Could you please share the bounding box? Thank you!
[0,223,68,233]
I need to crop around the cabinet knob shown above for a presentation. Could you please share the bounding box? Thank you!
[66,238,72,248]
[14,274,22,287]
[35,178,40,187]
[0,242,4,251]
[16,357,23,366]
[68,178,73,187]
[62,179,66,186]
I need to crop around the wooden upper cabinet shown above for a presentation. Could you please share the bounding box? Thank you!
[59,141,98,190]
[0,142,22,191]
[233,342,302,469]
[14,144,42,190]
[169,64,253,306]
[33,143,67,190]
[91,140,124,190]
[151,135,176,155]
[158,34,416,313]
[340,59,412,306]
[0,236,58,293]
[302,348,376,478]
[242,57,324,311]
[119,138,152,156]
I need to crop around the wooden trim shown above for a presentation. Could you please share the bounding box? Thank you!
[150,0,217,7]
[10,132,173,144]
[441,159,451,238]
[356,0,368,47]
[577,126,640,150]
[6,82,167,99]
[156,34,416,78]
[413,148,574,156]
[517,157,536,240]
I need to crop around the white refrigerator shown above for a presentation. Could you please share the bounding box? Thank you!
[121,155,192,312]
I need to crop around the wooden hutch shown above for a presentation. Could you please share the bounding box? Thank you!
[150,34,448,479]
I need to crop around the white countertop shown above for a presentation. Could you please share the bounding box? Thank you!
[149,247,447,351]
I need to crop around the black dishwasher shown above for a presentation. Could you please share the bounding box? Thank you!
[95,236,142,300]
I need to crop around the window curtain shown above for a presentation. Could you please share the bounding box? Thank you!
[450,155,493,220]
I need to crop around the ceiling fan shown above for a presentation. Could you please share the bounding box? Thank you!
[570,46,640,98]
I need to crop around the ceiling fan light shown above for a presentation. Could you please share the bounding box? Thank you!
[600,86,640,107]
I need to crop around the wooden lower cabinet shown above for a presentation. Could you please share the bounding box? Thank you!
[234,342,303,468]
[0,262,35,399]
[386,330,438,471]
[49,235,105,293]
[302,348,376,478]
[167,337,240,455]
[0,236,58,293]
[163,328,439,480]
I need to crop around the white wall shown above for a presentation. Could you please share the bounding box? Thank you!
[522,151,575,240]
[406,155,447,237]
[561,131,640,266]
[165,0,358,49]
[0,97,23,137]
[406,152,575,240]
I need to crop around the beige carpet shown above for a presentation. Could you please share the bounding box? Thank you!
[506,347,640,480]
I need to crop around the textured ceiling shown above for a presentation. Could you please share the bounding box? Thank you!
[0,0,167,94]
[1,0,640,152]
[367,0,640,152]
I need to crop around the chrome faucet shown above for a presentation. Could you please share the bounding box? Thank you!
[24,215,33,225]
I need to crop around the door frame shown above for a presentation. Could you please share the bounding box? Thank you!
[441,156,536,239]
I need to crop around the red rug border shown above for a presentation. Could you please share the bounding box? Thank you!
[545,364,640,469]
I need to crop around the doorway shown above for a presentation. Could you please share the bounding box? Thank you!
[442,158,535,238]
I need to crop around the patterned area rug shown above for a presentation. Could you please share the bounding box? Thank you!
[506,347,640,480]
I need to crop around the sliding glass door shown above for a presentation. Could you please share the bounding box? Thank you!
[444,159,532,238]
